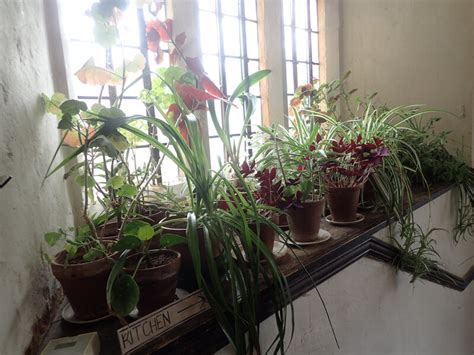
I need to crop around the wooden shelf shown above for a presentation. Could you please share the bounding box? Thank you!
[39,183,473,354]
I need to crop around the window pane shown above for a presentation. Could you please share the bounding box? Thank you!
[282,0,292,26]
[225,57,242,93]
[229,108,244,135]
[245,21,259,59]
[297,63,309,85]
[284,26,293,60]
[251,98,262,127]
[199,11,219,54]
[294,0,308,29]
[244,0,257,21]
[310,1,318,31]
[248,60,260,96]
[209,138,225,170]
[311,31,319,62]
[222,16,241,56]
[286,61,294,93]
[202,55,221,88]
[221,0,239,16]
[295,28,309,62]
[199,0,215,11]
[313,65,320,80]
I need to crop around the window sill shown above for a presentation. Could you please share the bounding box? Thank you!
[39,183,473,355]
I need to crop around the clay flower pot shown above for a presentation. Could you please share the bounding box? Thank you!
[124,249,181,317]
[160,218,220,290]
[286,199,325,243]
[249,214,279,252]
[51,249,114,321]
[360,178,376,208]
[326,184,363,222]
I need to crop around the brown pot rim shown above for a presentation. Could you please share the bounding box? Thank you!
[51,244,116,268]
[124,249,181,273]
[287,198,325,209]
[326,184,364,192]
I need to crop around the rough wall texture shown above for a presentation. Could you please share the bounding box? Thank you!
[339,0,473,164]
[0,0,73,352]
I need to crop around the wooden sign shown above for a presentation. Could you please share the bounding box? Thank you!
[117,290,210,354]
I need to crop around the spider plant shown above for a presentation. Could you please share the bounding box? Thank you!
[105,71,295,355]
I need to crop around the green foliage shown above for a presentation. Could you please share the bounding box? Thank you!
[110,273,140,316]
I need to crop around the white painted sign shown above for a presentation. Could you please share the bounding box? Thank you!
[117,290,210,354]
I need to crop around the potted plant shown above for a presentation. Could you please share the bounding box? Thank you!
[106,219,181,317]
[255,109,329,244]
[323,135,389,223]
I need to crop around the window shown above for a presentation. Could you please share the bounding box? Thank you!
[58,1,321,175]
[198,0,260,167]
[282,0,319,100]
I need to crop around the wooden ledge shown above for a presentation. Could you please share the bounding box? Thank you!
[39,184,473,354]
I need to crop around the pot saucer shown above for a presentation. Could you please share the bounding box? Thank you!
[325,213,365,225]
[285,229,331,246]
[236,240,289,263]
[62,302,111,324]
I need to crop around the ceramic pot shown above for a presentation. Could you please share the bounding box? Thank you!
[249,214,279,251]
[51,249,114,321]
[286,199,325,242]
[124,249,181,317]
[326,184,363,222]
[160,218,220,291]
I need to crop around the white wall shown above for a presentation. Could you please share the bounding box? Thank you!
[0,0,73,352]
[338,0,473,165]
[218,191,474,355]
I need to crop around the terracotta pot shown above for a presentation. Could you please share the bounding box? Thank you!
[124,249,181,317]
[278,213,288,229]
[161,218,220,290]
[286,199,325,242]
[51,249,114,321]
[249,214,279,251]
[326,184,363,222]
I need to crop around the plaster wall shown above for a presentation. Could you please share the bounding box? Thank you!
[218,190,474,355]
[0,0,73,352]
[338,0,473,164]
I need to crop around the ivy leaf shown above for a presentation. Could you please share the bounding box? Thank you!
[117,184,138,198]
[110,273,139,316]
[109,132,130,151]
[137,224,155,241]
[44,232,62,246]
[42,93,67,116]
[106,175,124,189]
[125,53,146,73]
[60,99,88,115]
[113,235,142,252]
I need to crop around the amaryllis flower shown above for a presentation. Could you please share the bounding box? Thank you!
[166,103,188,142]
[175,82,214,111]
[300,83,313,97]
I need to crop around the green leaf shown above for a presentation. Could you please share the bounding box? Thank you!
[83,248,104,262]
[75,175,96,187]
[60,99,88,115]
[137,224,155,241]
[113,236,142,252]
[42,92,67,116]
[117,184,138,198]
[109,132,130,151]
[64,243,78,257]
[44,232,62,246]
[106,175,124,189]
[123,220,149,237]
[160,233,186,247]
[57,114,74,130]
[110,273,139,316]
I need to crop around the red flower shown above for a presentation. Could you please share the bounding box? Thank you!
[175,82,214,111]
[166,103,188,142]
[290,97,301,107]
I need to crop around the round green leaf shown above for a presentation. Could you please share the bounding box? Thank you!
[113,235,142,252]
[110,273,139,316]
[137,225,155,241]
[117,184,138,198]
[106,175,124,189]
